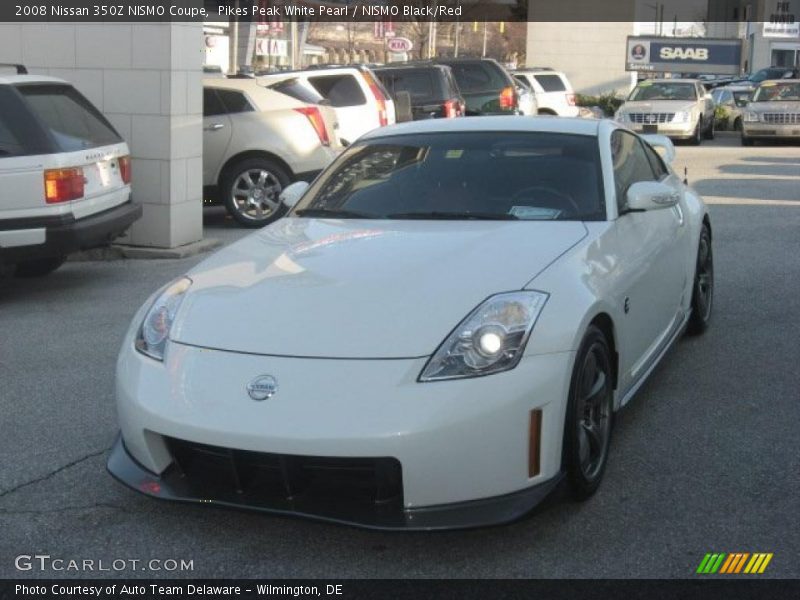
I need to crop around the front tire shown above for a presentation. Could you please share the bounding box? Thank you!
[703,116,715,140]
[741,134,754,146]
[563,326,614,500]
[690,119,702,145]
[220,158,290,228]
[15,255,67,277]
[687,223,713,335]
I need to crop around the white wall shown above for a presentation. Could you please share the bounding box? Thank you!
[0,22,204,249]
[526,22,636,96]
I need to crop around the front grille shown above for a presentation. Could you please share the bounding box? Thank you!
[763,113,800,124]
[163,437,404,521]
[628,112,675,124]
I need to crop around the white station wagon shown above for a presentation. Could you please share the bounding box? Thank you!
[109,117,713,530]
[0,65,140,276]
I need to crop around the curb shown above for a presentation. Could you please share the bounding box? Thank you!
[68,238,223,261]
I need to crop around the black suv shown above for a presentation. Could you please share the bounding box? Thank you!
[431,58,518,116]
[374,64,465,120]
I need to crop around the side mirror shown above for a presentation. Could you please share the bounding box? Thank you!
[626,181,679,212]
[279,181,309,209]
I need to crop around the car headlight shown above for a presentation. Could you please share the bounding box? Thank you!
[135,277,192,361]
[419,291,549,382]
[744,111,760,122]
[673,111,690,123]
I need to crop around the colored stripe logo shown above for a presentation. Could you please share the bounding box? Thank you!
[697,552,773,574]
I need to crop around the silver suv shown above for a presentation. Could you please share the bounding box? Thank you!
[615,79,716,145]
[0,65,140,277]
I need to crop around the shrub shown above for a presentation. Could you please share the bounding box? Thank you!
[576,93,625,117]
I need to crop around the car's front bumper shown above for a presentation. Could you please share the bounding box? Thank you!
[111,341,575,529]
[624,121,696,139]
[0,199,141,262]
[742,122,800,138]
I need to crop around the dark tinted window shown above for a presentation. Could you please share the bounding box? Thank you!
[534,74,567,92]
[268,78,326,104]
[611,130,657,211]
[0,87,53,157]
[294,132,605,221]
[377,69,437,101]
[19,84,121,151]
[216,89,253,113]
[203,88,225,116]
[442,62,507,93]
[308,75,366,107]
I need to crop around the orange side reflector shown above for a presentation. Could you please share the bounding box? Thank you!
[529,409,542,477]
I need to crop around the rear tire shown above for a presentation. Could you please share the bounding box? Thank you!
[687,223,713,335]
[733,117,742,132]
[563,326,614,500]
[703,117,715,140]
[15,255,67,277]
[220,157,290,228]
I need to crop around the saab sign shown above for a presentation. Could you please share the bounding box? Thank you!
[626,37,742,75]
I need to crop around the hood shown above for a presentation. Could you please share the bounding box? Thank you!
[621,100,697,113]
[171,218,588,358]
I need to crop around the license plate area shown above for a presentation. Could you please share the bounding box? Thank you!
[643,124,658,133]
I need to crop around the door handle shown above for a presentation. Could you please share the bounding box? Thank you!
[204,123,225,131]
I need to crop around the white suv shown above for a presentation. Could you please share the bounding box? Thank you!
[258,65,396,145]
[0,65,140,277]
[203,78,342,227]
[512,69,580,117]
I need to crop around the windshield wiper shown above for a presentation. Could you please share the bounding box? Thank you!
[294,207,376,219]
[387,211,518,220]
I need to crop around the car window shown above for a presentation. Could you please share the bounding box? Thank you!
[444,62,506,93]
[307,74,366,107]
[752,82,800,102]
[378,70,436,101]
[203,88,226,116]
[513,75,533,91]
[267,78,326,105]
[533,74,567,92]
[216,89,253,114]
[611,130,657,212]
[18,84,122,151]
[642,141,669,180]
[293,132,606,221]
[628,82,697,101]
[0,87,53,157]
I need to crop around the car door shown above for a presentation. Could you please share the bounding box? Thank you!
[610,130,687,391]
[202,87,233,186]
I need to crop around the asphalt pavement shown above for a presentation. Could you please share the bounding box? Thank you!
[1,133,798,578]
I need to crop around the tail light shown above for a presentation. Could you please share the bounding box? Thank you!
[44,167,84,204]
[499,86,517,110]
[443,100,459,119]
[118,155,132,184]
[294,107,330,146]
[362,70,389,127]
[566,93,577,106]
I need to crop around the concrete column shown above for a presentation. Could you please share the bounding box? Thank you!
[0,22,204,249]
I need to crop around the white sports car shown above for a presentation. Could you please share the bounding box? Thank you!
[109,117,713,530]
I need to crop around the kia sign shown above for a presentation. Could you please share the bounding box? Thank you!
[626,36,743,75]
[387,37,413,53]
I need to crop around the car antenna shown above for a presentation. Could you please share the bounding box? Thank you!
[683,166,688,186]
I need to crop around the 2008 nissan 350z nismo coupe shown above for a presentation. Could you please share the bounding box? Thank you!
[109,117,713,530]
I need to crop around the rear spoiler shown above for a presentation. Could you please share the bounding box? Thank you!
[641,134,676,165]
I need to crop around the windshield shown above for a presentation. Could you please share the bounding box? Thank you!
[291,132,606,221]
[628,82,697,101]
[751,82,800,102]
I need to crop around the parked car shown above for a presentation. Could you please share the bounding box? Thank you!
[512,69,580,117]
[433,58,520,115]
[513,76,538,116]
[731,66,800,88]
[711,85,752,131]
[0,64,140,277]
[374,64,465,120]
[110,117,713,530]
[741,79,800,146]
[615,79,715,144]
[258,65,395,144]
[203,78,341,227]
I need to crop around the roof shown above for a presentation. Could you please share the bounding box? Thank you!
[640,78,700,84]
[361,115,601,140]
[0,74,68,86]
